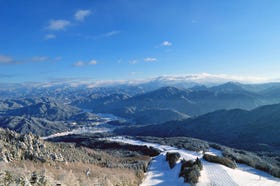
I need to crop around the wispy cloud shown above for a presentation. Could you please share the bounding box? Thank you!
[75,9,91,21]
[31,56,49,62]
[129,60,137,65]
[84,30,120,40]
[47,19,71,31]
[0,55,14,64]
[144,57,157,62]
[44,34,56,40]
[0,55,59,65]
[102,30,120,37]
[73,59,98,67]
[73,61,85,67]
[161,41,172,47]
[88,60,97,65]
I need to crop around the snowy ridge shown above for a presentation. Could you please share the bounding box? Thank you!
[107,137,280,186]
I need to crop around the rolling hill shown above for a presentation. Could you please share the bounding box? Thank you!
[115,103,280,153]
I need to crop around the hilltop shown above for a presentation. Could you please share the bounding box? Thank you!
[0,128,157,185]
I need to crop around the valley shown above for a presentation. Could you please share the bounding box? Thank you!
[3,1,280,185]
[1,81,280,185]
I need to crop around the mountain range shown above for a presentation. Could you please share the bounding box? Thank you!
[115,102,280,153]
[1,80,280,183]
[0,98,101,136]
[2,81,280,132]
[74,82,280,124]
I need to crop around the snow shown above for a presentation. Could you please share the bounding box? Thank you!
[42,127,280,186]
[95,113,123,121]
[140,153,187,186]
[227,164,280,186]
[107,137,280,186]
[41,124,113,140]
[206,148,223,157]
[41,112,120,140]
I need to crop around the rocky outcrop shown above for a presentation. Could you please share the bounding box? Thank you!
[203,154,236,169]
[179,158,203,184]
[166,152,180,169]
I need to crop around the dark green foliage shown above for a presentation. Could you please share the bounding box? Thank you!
[268,167,280,178]
[186,165,201,184]
[166,152,180,169]
[179,158,203,184]
[203,154,236,169]
[210,143,222,150]
[179,160,194,177]
[49,134,161,157]
[135,136,209,152]
[195,157,203,170]
[222,148,280,178]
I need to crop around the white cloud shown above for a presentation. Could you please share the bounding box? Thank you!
[73,61,85,67]
[32,56,49,62]
[153,73,269,84]
[75,10,91,21]
[144,57,157,62]
[85,30,120,40]
[73,59,97,67]
[161,41,172,46]
[0,55,60,65]
[45,34,56,40]
[88,60,97,65]
[103,30,120,37]
[0,55,13,64]
[47,19,71,31]
[21,73,273,89]
[129,60,137,65]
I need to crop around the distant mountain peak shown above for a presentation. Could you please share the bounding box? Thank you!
[210,82,245,93]
[159,86,182,92]
[147,86,190,98]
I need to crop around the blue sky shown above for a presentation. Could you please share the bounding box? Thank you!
[1,0,280,83]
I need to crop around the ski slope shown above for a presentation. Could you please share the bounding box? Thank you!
[107,137,280,186]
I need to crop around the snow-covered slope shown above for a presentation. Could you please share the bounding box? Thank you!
[107,137,280,186]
